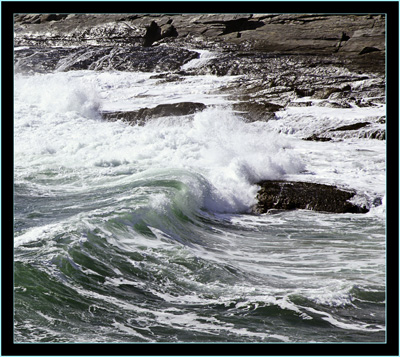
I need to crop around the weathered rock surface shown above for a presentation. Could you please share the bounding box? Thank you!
[14,13,386,117]
[253,181,369,214]
[14,13,386,74]
[101,102,207,125]
[14,45,199,73]
[300,116,386,141]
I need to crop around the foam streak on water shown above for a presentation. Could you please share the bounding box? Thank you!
[14,69,385,343]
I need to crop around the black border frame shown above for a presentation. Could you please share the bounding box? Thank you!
[3,1,399,356]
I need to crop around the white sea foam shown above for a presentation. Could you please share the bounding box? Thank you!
[14,71,305,214]
[13,70,385,216]
[14,72,101,119]
[181,49,217,70]
[14,223,61,247]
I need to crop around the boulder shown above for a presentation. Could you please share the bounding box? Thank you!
[252,180,368,214]
[102,102,207,125]
[142,21,162,47]
[142,20,178,46]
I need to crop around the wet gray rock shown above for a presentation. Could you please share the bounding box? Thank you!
[14,13,68,24]
[14,45,199,73]
[253,181,369,214]
[359,129,385,140]
[312,87,343,100]
[101,102,207,125]
[288,101,313,107]
[316,100,352,109]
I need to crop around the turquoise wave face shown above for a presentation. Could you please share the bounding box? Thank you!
[14,173,386,343]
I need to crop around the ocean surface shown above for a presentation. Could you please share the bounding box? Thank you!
[14,49,386,343]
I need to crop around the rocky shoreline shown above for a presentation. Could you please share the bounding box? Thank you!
[14,13,386,135]
[14,13,386,214]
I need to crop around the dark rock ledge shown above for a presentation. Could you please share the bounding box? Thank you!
[101,102,206,125]
[252,180,369,214]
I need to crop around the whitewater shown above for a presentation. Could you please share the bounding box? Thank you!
[14,51,386,343]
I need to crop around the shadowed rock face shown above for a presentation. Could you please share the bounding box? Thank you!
[252,181,369,214]
[142,20,178,47]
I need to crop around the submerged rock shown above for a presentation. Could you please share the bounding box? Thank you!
[102,102,206,125]
[253,180,368,214]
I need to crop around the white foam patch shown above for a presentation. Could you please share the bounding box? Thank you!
[14,223,63,247]
[14,71,305,214]
[14,72,101,119]
[181,49,218,70]
[273,101,385,138]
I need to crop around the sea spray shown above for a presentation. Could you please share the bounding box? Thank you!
[181,50,217,71]
[14,69,386,343]
[15,72,305,214]
[14,72,101,119]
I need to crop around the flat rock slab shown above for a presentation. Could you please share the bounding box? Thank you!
[101,102,206,125]
[253,180,368,214]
